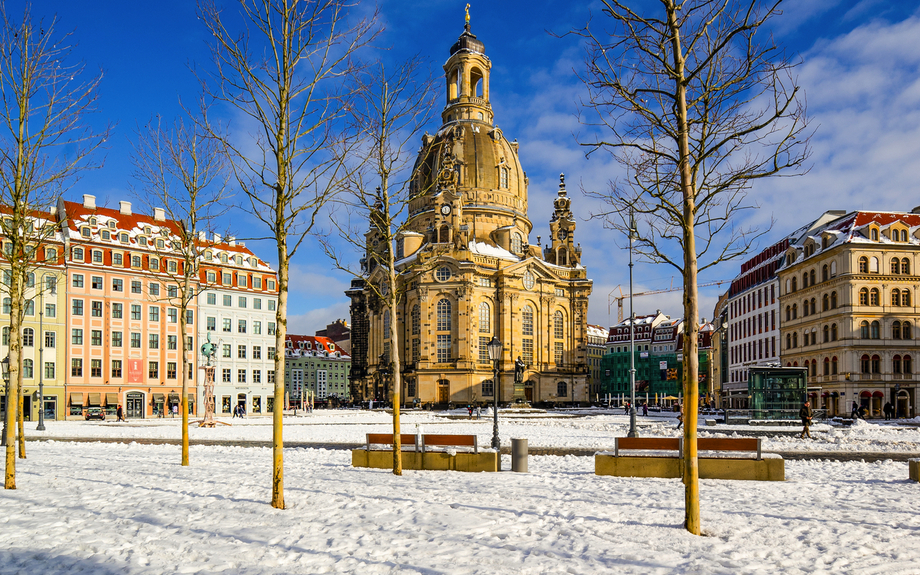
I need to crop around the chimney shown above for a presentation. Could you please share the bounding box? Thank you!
[154,207,166,221]
[198,230,206,241]
[213,233,222,244]
[83,194,96,209]
[228,236,236,247]
[119,201,132,215]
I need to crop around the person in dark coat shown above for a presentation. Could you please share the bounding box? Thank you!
[642,403,648,417]
[851,401,860,419]
[883,402,893,420]
[799,401,813,439]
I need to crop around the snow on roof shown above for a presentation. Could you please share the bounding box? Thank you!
[468,240,520,262]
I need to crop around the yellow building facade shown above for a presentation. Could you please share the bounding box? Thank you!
[348,20,592,406]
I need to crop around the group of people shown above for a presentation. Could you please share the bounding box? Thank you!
[466,404,482,419]
[232,404,246,419]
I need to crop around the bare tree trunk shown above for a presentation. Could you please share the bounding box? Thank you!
[180,295,189,466]
[17,390,25,459]
[272,243,289,509]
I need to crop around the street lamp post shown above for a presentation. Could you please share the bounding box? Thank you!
[1,355,9,447]
[627,211,639,438]
[487,336,503,450]
[36,291,45,431]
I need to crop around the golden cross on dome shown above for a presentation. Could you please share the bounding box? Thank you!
[465,4,470,25]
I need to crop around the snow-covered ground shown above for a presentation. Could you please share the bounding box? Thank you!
[4,412,920,573]
[16,408,920,454]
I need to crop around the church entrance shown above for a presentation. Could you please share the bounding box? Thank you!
[525,380,534,403]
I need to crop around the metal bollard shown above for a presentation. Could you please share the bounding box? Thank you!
[511,438,528,472]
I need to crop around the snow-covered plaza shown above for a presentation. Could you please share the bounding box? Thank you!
[2,410,920,574]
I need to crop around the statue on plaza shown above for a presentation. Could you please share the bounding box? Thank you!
[195,332,228,427]
[514,356,525,384]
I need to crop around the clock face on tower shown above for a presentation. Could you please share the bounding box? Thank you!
[557,229,568,241]
[440,204,452,216]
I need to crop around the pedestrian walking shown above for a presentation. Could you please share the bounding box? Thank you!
[476,405,482,419]
[676,406,683,430]
[116,405,124,422]
[623,402,630,416]
[468,404,473,419]
[851,401,860,419]
[799,401,813,439]
[883,401,893,421]
[642,403,648,417]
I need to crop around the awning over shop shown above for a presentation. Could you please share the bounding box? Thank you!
[860,391,872,398]
[872,391,884,398]
[168,393,180,403]
[87,393,101,406]
[70,393,83,406]
[152,393,165,403]
[188,394,195,404]
[105,393,118,406]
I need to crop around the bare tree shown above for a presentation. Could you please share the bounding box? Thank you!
[572,0,809,534]
[0,4,107,489]
[199,0,377,508]
[321,57,436,475]
[131,108,230,467]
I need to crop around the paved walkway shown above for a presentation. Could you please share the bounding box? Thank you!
[24,435,920,463]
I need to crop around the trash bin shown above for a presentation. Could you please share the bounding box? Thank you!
[511,438,528,473]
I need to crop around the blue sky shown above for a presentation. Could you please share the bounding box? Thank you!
[10,0,920,332]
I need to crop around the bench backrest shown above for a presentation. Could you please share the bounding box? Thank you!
[366,433,419,451]
[615,437,681,456]
[697,437,761,459]
[422,434,478,453]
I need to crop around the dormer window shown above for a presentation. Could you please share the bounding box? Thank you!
[89,217,97,226]
[119,232,129,243]
[108,221,116,229]
[101,230,110,240]
[205,251,213,261]
[144,226,152,235]
[220,253,228,264]
[870,228,879,241]
[156,239,165,249]
[138,236,147,247]
[236,255,243,265]
[81,227,91,238]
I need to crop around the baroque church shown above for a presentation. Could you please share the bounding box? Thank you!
[347,16,593,407]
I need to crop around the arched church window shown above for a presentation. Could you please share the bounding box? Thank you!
[522,305,534,336]
[479,301,490,333]
[437,299,452,332]
[383,310,391,338]
[511,232,523,255]
[554,311,564,339]
[411,304,420,335]
[500,166,509,189]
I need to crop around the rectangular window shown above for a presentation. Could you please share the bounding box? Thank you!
[186,310,194,325]
[148,362,159,379]
[132,255,141,269]
[437,334,451,363]
[268,322,276,335]
[91,359,102,377]
[112,331,123,347]
[253,321,262,335]
[207,317,216,331]
[555,341,563,364]
[113,253,123,266]
[131,333,141,348]
[131,280,142,293]
[129,304,140,320]
[111,303,123,318]
[45,331,55,348]
[482,379,494,397]
[149,334,159,349]
[72,274,84,288]
[268,280,276,291]
[222,273,232,286]
[253,298,262,310]
[252,370,261,384]
[253,346,261,360]
[91,330,102,346]
[222,318,231,332]
[412,338,420,363]
[72,329,83,345]
[238,320,246,334]
[479,336,490,362]
[91,301,103,317]
[45,303,56,318]
[238,296,247,308]
[149,306,159,322]
[45,362,55,379]
[238,369,247,383]
[222,369,231,383]
[222,344,231,358]
[222,294,232,306]
[112,278,123,292]
[268,300,276,311]
[91,276,103,289]
[207,293,217,305]
[168,308,177,323]
[168,335,177,350]
[268,347,275,360]
[167,362,177,379]
[71,359,83,377]
[72,299,84,316]
[238,345,247,359]
[523,339,533,365]
[149,283,160,296]
[168,260,177,273]
[111,360,122,378]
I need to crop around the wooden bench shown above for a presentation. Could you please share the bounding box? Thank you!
[598,436,782,481]
[353,433,495,472]
[366,433,420,452]
[422,434,478,454]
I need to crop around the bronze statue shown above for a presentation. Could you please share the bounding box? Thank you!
[514,356,525,384]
